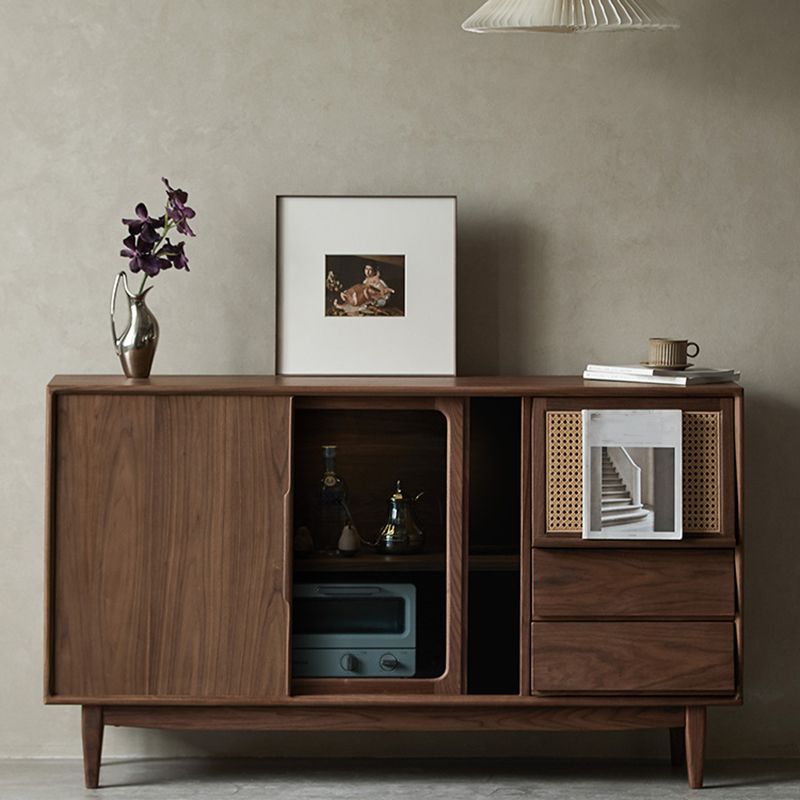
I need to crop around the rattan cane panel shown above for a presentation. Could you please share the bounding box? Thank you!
[545,411,722,535]
[545,412,584,533]
[682,412,721,533]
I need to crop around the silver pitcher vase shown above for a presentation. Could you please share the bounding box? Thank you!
[111,271,159,379]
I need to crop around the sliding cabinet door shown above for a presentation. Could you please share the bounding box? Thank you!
[49,394,292,702]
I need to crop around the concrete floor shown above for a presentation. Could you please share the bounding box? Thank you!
[2,759,800,799]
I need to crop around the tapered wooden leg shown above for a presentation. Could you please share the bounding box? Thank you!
[669,726,686,767]
[81,705,104,789]
[685,706,706,789]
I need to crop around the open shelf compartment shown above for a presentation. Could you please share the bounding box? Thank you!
[290,397,464,694]
[466,397,522,695]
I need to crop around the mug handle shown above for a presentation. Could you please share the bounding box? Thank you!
[687,342,700,358]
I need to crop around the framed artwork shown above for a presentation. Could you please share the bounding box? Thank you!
[582,409,683,541]
[276,196,456,376]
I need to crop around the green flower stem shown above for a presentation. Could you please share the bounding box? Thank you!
[137,206,175,295]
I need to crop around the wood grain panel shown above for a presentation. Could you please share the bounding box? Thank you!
[104,704,684,732]
[49,691,738,707]
[437,397,466,695]
[52,395,155,697]
[531,622,734,694]
[293,678,442,695]
[146,395,291,698]
[48,374,744,399]
[50,394,291,700]
[733,395,744,696]
[532,550,735,619]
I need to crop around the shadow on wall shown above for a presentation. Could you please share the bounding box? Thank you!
[725,387,800,754]
[456,213,544,375]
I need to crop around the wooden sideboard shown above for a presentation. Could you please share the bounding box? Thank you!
[44,376,743,789]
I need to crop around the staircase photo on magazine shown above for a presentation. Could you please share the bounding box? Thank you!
[599,447,654,530]
[582,409,683,541]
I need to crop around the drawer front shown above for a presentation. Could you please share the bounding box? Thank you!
[531,621,735,694]
[532,550,735,619]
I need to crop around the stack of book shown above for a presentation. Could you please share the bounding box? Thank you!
[583,364,741,386]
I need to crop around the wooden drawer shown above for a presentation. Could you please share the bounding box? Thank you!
[532,549,735,619]
[531,621,735,694]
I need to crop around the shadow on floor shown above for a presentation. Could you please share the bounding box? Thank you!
[92,757,800,794]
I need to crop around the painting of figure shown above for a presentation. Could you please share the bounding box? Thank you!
[325,255,405,317]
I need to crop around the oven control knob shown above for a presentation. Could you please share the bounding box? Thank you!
[379,653,399,672]
[340,653,358,673]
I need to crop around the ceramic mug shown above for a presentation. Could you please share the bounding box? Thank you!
[648,338,700,368]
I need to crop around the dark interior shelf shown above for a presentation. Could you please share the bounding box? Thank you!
[294,551,446,572]
[293,552,519,572]
[468,554,519,572]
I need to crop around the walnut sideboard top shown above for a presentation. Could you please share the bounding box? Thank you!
[48,375,744,398]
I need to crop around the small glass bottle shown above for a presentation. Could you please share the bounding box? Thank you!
[319,445,347,548]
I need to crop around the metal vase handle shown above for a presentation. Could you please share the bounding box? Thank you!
[110,271,130,355]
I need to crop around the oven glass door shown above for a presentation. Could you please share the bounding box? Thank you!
[292,584,415,649]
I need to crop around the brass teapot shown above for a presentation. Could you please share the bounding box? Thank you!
[375,481,424,554]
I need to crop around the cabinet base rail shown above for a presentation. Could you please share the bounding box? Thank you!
[81,704,707,790]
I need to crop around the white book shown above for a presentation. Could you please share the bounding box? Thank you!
[582,409,683,540]
[583,370,741,386]
[586,364,738,379]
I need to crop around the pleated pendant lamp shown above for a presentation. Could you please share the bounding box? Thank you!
[462,0,680,33]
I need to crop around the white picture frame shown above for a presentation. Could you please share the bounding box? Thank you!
[276,196,456,376]
[582,409,683,540]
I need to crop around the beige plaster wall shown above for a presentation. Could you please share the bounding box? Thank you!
[1,0,798,759]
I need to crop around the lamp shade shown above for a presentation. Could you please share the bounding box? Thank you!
[462,0,680,33]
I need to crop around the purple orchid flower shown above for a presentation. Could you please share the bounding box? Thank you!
[120,234,171,277]
[161,239,190,271]
[162,177,196,237]
[119,178,196,284]
[122,203,164,244]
